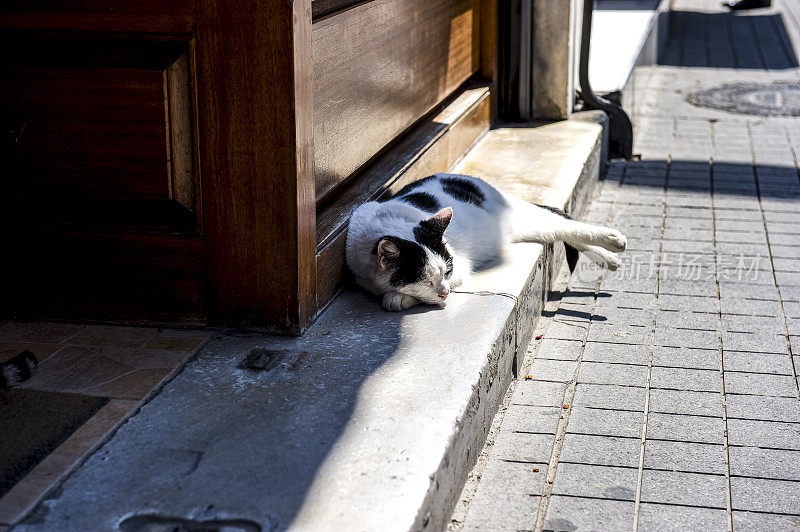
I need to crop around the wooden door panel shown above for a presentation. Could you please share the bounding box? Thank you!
[2,230,207,323]
[0,38,196,228]
[312,0,481,203]
[0,1,195,34]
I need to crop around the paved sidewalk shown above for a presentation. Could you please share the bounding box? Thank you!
[455,1,800,530]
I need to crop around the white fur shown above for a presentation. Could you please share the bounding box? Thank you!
[346,173,626,310]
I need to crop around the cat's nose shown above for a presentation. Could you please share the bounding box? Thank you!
[438,289,449,300]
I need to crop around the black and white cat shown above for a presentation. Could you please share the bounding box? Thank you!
[346,173,626,311]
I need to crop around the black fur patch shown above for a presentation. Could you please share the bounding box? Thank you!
[413,219,453,276]
[391,176,435,198]
[399,192,441,212]
[565,243,580,273]
[441,176,486,208]
[374,235,428,287]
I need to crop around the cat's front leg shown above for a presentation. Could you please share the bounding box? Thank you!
[449,255,471,289]
[382,292,419,311]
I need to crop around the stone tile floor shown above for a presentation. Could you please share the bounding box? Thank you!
[0,322,211,526]
[454,1,800,530]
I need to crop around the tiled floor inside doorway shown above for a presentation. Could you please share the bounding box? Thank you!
[0,321,211,527]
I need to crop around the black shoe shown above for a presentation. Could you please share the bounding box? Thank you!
[722,0,771,10]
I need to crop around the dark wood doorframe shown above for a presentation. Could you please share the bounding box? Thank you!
[196,0,317,333]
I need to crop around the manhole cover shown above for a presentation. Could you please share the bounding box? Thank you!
[686,81,800,116]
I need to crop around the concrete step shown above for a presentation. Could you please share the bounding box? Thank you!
[14,113,608,532]
[589,0,670,113]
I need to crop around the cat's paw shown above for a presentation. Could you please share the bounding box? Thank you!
[382,292,419,311]
[604,230,627,253]
[582,246,621,271]
[604,252,622,271]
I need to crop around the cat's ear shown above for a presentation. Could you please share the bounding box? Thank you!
[432,207,453,223]
[376,238,400,269]
[420,207,453,235]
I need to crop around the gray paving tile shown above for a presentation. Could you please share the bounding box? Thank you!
[500,405,562,435]
[719,282,779,302]
[777,271,800,287]
[551,463,637,501]
[462,459,544,530]
[600,276,659,294]
[663,216,713,230]
[723,351,795,375]
[655,311,718,330]
[640,470,727,508]
[654,328,719,350]
[730,477,800,514]
[650,367,720,393]
[786,286,800,302]
[651,346,719,370]
[595,291,657,310]
[559,433,640,468]
[646,413,725,444]
[662,227,713,242]
[722,331,788,354]
[666,207,713,220]
[566,407,643,439]
[491,431,556,463]
[720,298,783,316]
[512,380,567,408]
[722,313,786,333]
[648,389,723,417]
[732,511,800,531]
[545,320,589,341]
[724,371,798,397]
[577,362,649,387]
[727,419,800,449]
[729,446,800,481]
[581,342,651,365]
[715,230,767,244]
[726,394,800,423]
[774,258,800,272]
[658,295,719,313]
[638,503,728,532]
[536,338,583,361]
[644,440,727,475]
[789,318,800,336]
[528,359,578,383]
[659,279,718,298]
[716,217,764,232]
[572,383,646,411]
[587,323,652,345]
[543,496,634,532]
[718,242,772,258]
[661,239,714,254]
[770,233,800,246]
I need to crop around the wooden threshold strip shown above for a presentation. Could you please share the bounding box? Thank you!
[314,83,491,315]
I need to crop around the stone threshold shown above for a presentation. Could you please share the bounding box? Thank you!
[13,112,608,532]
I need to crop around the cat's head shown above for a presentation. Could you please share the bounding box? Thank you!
[373,207,454,305]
